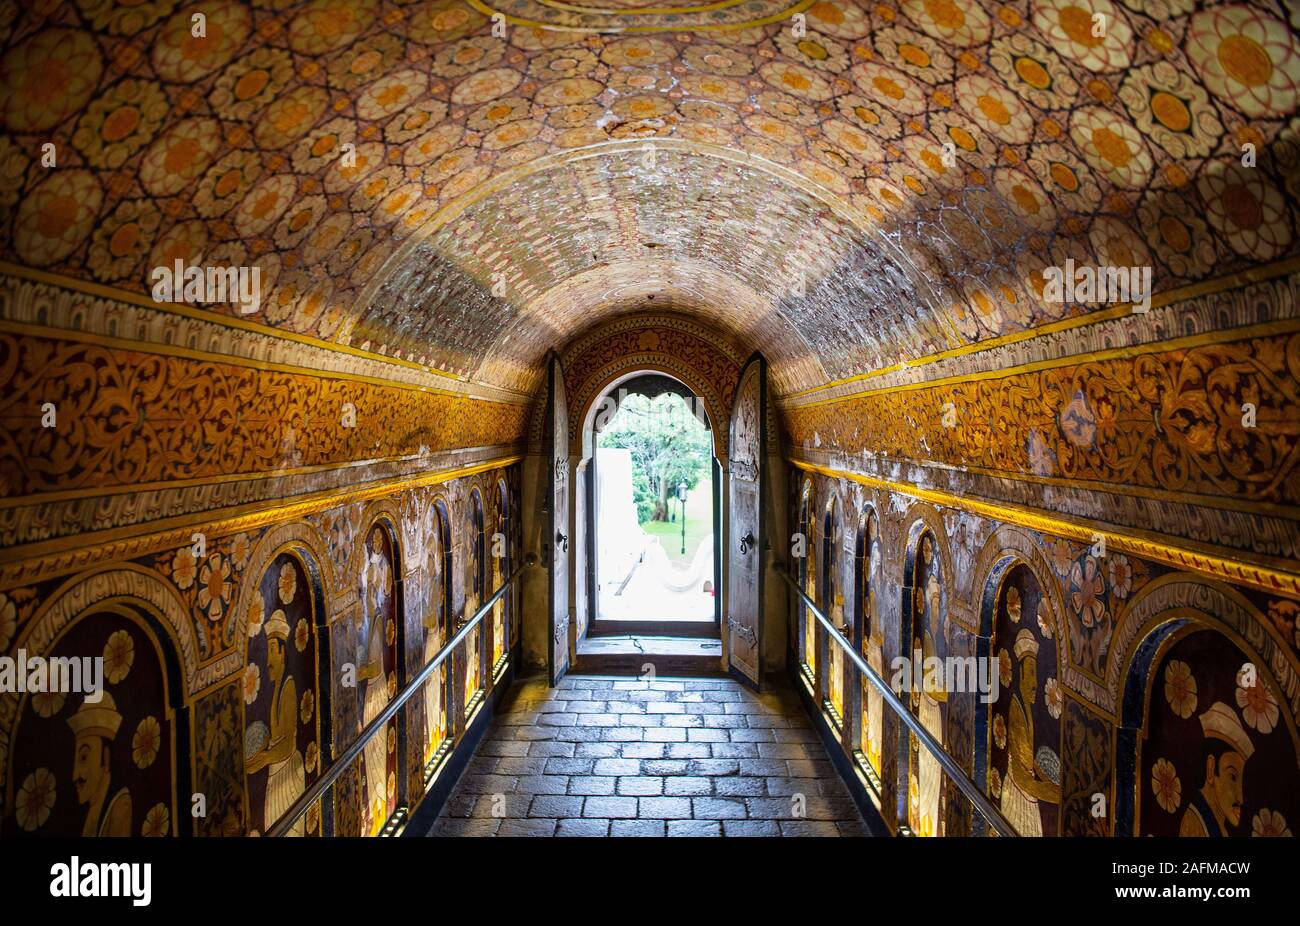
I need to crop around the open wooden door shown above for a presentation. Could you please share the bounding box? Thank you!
[726,353,766,688]
[545,353,570,685]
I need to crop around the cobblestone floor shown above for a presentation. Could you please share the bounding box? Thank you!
[429,674,868,836]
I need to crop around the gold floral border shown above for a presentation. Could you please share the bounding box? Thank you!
[788,458,1300,600]
[0,455,523,590]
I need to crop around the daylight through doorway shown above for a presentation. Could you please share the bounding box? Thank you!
[592,378,718,628]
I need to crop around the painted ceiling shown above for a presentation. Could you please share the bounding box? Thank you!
[1,0,1299,395]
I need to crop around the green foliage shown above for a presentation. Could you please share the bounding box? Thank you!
[598,391,711,521]
[631,466,654,524]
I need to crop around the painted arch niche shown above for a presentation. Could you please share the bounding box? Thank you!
[856,508,884,779]
[342,522,402,837]
[422,497,453,770]
[244,549,325,836]
[905,526,947,838]
[987,563,1064,837]
[1137,627,1298,837]
[7,605,178,836]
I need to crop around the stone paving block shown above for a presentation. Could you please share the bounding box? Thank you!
[617,776,664,796]
[637,797,693,819]
[527,741,577,758]
[663,776,713,796]
[528,795,585,818]
[544,758,595,775]
[643,758,690,776]
[556,818,611,837]
[593,758,641,776]
[583,797,638,818]
[685,728,728,743]
[622,742,667,759]
[574,743,620,758]
[688,758,741,776]
[643,727,689,742]
[515,775,570,795]
[723,820,781,837]
[612,819,667,837]
[668,820,722,837]
[567,776,616,795]
[497,818,559,837]
[692,797,747,819]
[429,817,501,837]
[780,820,841,837]
[714,776,766,797]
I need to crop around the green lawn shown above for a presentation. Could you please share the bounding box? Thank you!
[641,482,713,563]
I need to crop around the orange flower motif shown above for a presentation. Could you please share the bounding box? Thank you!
[104,629,135,684]
[0,29,103,133]
[133,716,162,769]
[1151,758,1181,813]
[15,769,57,831]
[142,803,170,837]
[1186,5,1300,118]
[1163,660,1198,719]
[1236,675,1278,734]
[1251,808,1291,837]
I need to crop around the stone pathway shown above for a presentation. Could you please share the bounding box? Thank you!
[428,674,868,836]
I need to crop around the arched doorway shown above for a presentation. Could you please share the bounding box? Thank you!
[584,372,721,638]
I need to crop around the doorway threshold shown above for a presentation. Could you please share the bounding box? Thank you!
[574,634,722,676]
[588,619,719,637]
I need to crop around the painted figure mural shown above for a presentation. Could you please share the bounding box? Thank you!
[908,531,946,837]
[244,552,321,836]
[492,482,510,670]
[8,608,175,837]
[859,510,884,777]
[824,498,843,720]
[463,489,485,713]
[424,499,452,768]
[988,564,1063,836]
[1139,628,1297,837]
[799,481,816,680]
[356,524,400,836]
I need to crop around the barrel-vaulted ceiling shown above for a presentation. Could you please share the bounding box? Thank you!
[2,0,1298,395]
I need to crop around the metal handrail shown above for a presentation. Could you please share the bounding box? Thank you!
[777,567,1016,837]
[268,561,529,837]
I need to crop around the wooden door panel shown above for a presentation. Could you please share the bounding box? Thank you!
[547,354,570,684]
[727,354,765,686]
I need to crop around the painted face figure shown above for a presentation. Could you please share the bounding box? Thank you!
[1206,750,1246,828]
[73,735,107,806]
[267,637,285,686]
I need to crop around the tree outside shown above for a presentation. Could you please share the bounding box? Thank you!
[597,391,711,525]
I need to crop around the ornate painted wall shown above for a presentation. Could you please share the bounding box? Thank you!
[0,460,521,836]
[791,464,1300,837]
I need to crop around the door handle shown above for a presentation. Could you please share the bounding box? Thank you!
[555,530,569,553]
[739,531,756,554]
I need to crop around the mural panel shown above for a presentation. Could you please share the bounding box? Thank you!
[907,529,947,837]
[463,489,485,713]
[351,524,401,836]
[244,552,322,836]
[1139,628,1298,837]
[858,509,884,777]
[424,499,452,768]
[987,564,1063,836]
[7,607,176,837]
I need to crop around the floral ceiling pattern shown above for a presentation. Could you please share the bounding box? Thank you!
[0,0,1298,396]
